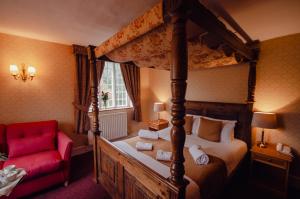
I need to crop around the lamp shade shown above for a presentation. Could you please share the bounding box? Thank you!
[252,112,277,129]
[10,64,19,75]
[27,66,36,77]
[153,102,165,112]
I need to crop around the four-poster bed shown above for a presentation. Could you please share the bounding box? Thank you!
[88,0,259,198]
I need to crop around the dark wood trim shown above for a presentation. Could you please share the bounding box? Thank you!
[87,45,101,184]
[167,0,189,197]
[96,55,114,62]
[247,61,257,103]
[72,44,88,55]
[185,0,255,60]
[185,100,252,148]
[203,0,253,43]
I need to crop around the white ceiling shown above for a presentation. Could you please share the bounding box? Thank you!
[0,0,299,46]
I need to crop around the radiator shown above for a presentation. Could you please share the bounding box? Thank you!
[98,111,128,140]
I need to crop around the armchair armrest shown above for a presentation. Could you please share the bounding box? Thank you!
[58,131,73,161]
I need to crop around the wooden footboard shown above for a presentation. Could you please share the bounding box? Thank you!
[96,136,184,199]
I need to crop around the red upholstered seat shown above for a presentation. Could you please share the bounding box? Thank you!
[6,120,57,158]
[0,120,73,198]
[0,124,6,153]
[3,151,62,180]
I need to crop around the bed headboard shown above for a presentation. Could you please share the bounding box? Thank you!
[185,100,252,148]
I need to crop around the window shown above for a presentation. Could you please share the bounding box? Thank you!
[98,62,131,109]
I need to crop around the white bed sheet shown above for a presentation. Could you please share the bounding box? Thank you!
[158,127,247,176]
[113,141,200,199]
[112,127,247,199]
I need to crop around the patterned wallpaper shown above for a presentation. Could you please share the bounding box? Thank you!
[254,33,300,175]
[0,33,75,134]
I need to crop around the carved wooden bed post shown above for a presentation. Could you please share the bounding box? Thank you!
[168,0,188,197]
[87,45,101,184]
[247,61,256,104]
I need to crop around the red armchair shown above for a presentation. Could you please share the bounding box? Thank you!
[0,120,73,198]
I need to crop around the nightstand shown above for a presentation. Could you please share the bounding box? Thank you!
[148,119,169,131]
[250,144,292,199]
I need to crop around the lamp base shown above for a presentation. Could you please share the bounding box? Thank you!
[257,142,267,148]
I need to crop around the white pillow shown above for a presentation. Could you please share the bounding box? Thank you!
[186,114,201,135]
[220,122,236,143]
[187,114,237,143]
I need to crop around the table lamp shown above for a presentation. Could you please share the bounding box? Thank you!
[252,112,277,148]
[153,102,165,121]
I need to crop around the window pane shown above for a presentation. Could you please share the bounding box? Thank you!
[114,63,128,107]
[95,61,132,110]
[99,62,113,108]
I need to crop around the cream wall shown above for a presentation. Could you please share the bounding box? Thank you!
[254,33,300,176]
[140,33,300,178]
[0,33,75,134]
[143,64,249,121]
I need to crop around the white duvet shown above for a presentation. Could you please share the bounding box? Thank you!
[159,126,247,176]
[113,127,247,198]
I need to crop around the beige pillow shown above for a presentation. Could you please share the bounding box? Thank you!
[184,116,193,135]
[198,117,222,142]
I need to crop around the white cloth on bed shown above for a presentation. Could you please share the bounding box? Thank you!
[189,145,209,165]
[138,129,159,140]
[156,149,172,161]
[136,141,153,151]
[158,126,247,176]
[112,141,200,199]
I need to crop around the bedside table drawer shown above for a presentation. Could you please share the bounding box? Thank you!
[148,120,169,131]
[252,153,287,169]
[149,123,158,129]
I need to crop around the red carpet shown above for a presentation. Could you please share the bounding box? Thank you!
[28,152,110,199]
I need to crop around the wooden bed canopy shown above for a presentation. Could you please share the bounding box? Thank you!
[87,0,259,198]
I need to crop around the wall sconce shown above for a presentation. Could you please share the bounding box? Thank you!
[9,64,36,82]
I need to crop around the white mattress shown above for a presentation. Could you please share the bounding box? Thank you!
[159,127,247,176]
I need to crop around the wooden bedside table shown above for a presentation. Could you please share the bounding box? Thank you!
[148,119,169,131]
[250,144,292,199]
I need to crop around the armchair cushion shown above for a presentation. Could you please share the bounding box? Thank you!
[6,121,57,158]
[4,151,62,180]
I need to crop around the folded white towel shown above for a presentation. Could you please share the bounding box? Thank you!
[156,149,172,161]
[189,145,209,165]
[136,141,153,151]
[138,129,159,140]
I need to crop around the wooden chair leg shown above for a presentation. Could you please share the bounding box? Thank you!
[64,181,69,187]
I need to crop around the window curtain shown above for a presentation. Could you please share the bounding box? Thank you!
[73,45,105,134]
[120,63,142,121]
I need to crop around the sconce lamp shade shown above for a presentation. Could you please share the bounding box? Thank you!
[27,66,36,77]
[10,64,19,75]
[153,102,165,112]
[252,112,277,129]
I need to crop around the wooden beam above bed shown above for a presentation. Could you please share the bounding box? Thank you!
[184,0,256,60]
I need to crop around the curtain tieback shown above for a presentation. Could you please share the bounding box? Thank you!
[72,102,89,112]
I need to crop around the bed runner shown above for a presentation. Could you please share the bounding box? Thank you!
[123,136,227,199]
